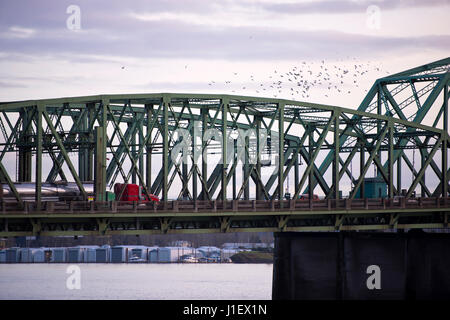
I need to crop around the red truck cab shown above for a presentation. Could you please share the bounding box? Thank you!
[114,183,160,202]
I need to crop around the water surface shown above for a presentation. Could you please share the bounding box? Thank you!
[0,263,273,300]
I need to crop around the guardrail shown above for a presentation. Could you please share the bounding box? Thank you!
[1,197,449,214]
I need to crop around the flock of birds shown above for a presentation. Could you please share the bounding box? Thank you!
[119,57,391,102]
[205,58,390,100]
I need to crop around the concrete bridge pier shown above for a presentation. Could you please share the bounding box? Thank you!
[272,231,450,300]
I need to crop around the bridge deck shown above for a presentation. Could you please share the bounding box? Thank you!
[0,198,449,236]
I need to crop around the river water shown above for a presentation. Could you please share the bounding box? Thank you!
[0,263,273,300]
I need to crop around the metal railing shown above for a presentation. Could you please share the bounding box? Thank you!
[1,197,449,214]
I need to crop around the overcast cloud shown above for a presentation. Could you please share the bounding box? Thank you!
[0,0,449,101]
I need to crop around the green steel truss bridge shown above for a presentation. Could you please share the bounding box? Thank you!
[0,57,449,236]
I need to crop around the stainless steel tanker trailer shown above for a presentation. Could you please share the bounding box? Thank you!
[0,181,94,201]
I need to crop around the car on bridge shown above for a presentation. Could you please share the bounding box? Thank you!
[298,194,320,201]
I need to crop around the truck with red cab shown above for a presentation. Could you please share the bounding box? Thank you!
[114,183,159,202]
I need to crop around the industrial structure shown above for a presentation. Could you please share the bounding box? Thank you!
[0,57,449,236]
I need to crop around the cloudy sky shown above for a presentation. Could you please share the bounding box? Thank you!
[0,0,449,108]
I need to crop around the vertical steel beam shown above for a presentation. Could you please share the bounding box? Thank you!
[94,126,106,201]
[243,135,250,200]
[145,104,152,190]
[421,150,426,197]
[294,153,299,197]
[397,156,402,194]
[180,101,189,200]
[19,109,32,182]
[221,98,228,201]
[359,138,365,198]
[233,138,237,200]
[182,136,188,199]
[87,103,94,181]
[138,126,144,185]
[388,122,394,198]
[94,99,108,201]
[35,105,43,209]
[444,84,449,197]
[278,102,285,201]
[445,83,448,133]
[376,90,382,177]
[255,116,262,200]
[334,112,340,199]
[162,96,169,202]
[79,107,88,181]
[201,108,208,200]
[308,126,314,200]
[130,122,137,184]
[443,134,448,197]
[192,123,198,202]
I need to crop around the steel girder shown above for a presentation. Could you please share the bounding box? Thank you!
[0,59,448,205]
